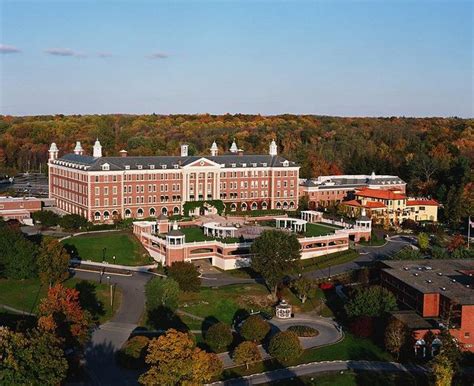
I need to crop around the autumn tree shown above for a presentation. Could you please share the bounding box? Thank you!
[240,315,271,343]
[384,318,408,360]
[0,327,68,385]
[38,284,92,350]
[447,234,466,253]
[37,236,71,287]
[233,341,262,370]
[417,232,429,251]
[250,230,301,299]
[139,329,222,385]
[291,277,313,304]
[268,331,303,364]
[430,353,454,386]
[205,322,233,352]
[167,261,201,292]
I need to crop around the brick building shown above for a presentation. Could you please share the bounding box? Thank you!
[0,196,42,223]
[48,139,299,222]
[381,260,474,352]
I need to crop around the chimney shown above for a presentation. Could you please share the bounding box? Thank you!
[93,138,102,158]
[210,141,218,156]
[74,141,84,155]
[181,144,188,157]
[49,142,59,161]
[119,149,128,158]
[269,139,277,156]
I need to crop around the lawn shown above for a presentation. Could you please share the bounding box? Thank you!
[300,249,359,273]
[62,231,153,266]
[0,277,121,324]
[304,223,339,237]
[181,226,240,244]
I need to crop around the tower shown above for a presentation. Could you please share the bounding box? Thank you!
[74,141,84,155]
[269,139,278,156]
[230,139,238,153]
[93,139,102,158]
[210,141,218,156]
[48,143,59,161]
[181,144,188,157]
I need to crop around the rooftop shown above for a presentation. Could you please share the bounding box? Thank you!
[382,259,474,305]
[356,188,406,200]
[300,174,405,189]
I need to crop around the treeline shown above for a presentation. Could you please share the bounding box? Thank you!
[0,114,472,223]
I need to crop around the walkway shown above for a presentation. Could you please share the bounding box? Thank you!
[209,360,429,385]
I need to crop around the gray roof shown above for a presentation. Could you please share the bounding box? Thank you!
[55,153,296,171]
[301,176,405,189]
[167,229,184,237]
[382,260,474,305]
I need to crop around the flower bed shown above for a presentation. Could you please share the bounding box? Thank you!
[287,325,319,337]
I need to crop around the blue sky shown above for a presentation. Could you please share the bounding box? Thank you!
[1,1,472,117]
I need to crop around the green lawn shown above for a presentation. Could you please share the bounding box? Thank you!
[181,226,240,244]
[300,249,359,273]
[0,277,121,324]
[304,223,339,237]
[62,231,153,266]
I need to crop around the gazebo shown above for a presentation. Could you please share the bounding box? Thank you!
[275,218,307,233]
[275,299,292,319]
[203,222,237,239]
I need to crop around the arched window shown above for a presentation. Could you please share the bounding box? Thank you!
[283,202,288,210]
[173,206,180,215]
[137,208,144,218]
[289,201,295,209]
[241,203,248,211]
[103,211,110,220]
[276,202,282,209]
[262,201,268,210]
[161,207,168,215]
[94,212,101,221]
[230,203,237,212]
[251,202,258,210]
[149,208,156,216]
[124,209,131,218]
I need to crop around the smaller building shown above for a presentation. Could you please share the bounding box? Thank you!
[381,260,474,352]
[0,196,42,224]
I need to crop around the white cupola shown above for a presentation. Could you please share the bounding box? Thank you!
[210,141,218,156]
[371,171,376,180]
[181,144,188,157]
[49,142,59,161]
[93,138,102,158]
[269,139,278,156]
[230,139,238,153]
[74,141,84,155]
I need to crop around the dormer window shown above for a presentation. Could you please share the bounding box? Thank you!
[137,165,143,170]
[262,163,268,167]
[161,165,167,169]
[149,165,155,170]
[283,160,289,167]
[231,163,236,168]
[242,163,247,167]
[101,163,110,171]
[252,163,257,167]
[125,165,130,170]
[174,164,179,169]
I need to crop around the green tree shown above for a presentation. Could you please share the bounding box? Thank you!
[233,341,262,370]
[417,232,429,251]
[0,224,38,279]
[240,315,271,343]
[291,277,313,304]
[393,246,422,261]
[345,286,397,318]
[37,236,71,287]
[31,210,60,227]
[145,277,180,312]
[430,353,454,386]
[59,214,88,231]
[167,261,201,292]
[250,230,301,298]
[117,336,150,369]
[268,331,303,364]
[0,327,68,385]
[205,322,233,352]
[139,329,222,386]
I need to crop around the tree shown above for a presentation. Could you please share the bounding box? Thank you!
[205,322,233,352]
[117,336,150,369]
[250,230,301,299]
[240,315,271,343]
[431,353,454,386]
[233,341,262,369]
[37,236,71,287]
[167,261,201,292]
[59,214,88,231]
[291,277,313,304]
[139,329,222,385]
[345,286,397,319]
[384,318,408,360]
[392,246,422,260]
[31,210,60,228]
[417,232,429,251]
[145,277,180,312]
[0,224,38,279]
[447,234,466,253]
[268,331,303,364]
[0,327,68,385]
[38,284,92,350]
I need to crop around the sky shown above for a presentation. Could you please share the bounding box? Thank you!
[0,0,472,117]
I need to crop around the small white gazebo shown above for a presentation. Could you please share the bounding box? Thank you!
[275,218,307,233]
[275,299,292,319]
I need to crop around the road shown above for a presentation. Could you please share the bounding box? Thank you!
[209,360,428,385]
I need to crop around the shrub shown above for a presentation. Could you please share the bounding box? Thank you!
[31,210,60,227]
[268,331,302,364]
[233,341,262,369]
[240,315,271,343]
[205,322,233,352]
[116,336,150,369]
[287,325,319,337]
[167,261,201,292]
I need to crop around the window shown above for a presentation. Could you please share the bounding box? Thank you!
[137,208,144,217]
[125,209,131,218]
[94,212,101,221]
[103,211,110,220]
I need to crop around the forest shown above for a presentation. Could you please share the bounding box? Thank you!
[0,114,472,224]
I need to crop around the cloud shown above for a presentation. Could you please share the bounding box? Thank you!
[44,48,86,57]
[147,52,169,59]
[97,51,113,58]
[0,44,21,54]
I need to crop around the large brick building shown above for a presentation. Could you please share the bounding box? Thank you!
[48,139,300,222]
[381,260,474,352]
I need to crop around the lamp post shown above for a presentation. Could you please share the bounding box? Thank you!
[102,247,107,263]
[112,255,116,264]
[106,276,113,307]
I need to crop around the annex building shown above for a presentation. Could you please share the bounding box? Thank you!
[47,139,299,222]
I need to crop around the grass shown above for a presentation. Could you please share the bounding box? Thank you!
[62,231,153,266]
[300,249,359,273]
[304,223,339,237]
[0,277,121,324]
[181,226,241,244]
